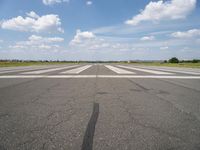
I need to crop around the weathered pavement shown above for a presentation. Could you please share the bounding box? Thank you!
[0,64,200,150]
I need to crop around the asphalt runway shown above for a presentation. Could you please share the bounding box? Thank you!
[0,64,200,150]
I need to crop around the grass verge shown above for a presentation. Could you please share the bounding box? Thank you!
[129,62,200,68]
[0,61,200,68]
[0,62,78,67]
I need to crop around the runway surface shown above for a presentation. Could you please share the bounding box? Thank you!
[0,64,200,150]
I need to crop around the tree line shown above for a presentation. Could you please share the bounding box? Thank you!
[0,58,199,63]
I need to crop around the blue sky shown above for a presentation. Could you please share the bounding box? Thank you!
[0,0,199,60]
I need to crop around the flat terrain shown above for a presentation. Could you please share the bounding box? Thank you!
[1,61,200,68]
[131,62,200,68]
[0,62,78,67]
[0,64,200,150]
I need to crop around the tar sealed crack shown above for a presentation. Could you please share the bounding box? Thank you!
[81,103,99,150]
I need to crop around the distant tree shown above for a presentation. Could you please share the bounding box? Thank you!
[192,59,199,63]
[168,57,179,63]
[163,60,168,63]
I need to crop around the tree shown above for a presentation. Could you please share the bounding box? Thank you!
[168,57,179,63]
[163,60,168,63]
[192,59,199,63]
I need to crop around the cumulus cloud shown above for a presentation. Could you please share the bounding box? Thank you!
[1,11,64,33]
[125,0,196,25]
[69,30,136,51]
[68,28,200,58]
[28,35,64,43]
[70,30,95,45]
[26,11,39,19]
[10,35,64,50]
[140,36,155,41]
[171,29,200,38]
[86,1,93,6]
[42,0,69,5]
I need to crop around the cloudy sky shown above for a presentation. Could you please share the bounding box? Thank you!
[0,0,199,60]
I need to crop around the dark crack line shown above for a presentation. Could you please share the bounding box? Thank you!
[157,78,200,93]
[128,79,200,122]
[126,79,200,143]
[0,78,40,91]
[81,103,99,150]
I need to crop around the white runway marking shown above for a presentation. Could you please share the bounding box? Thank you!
[61,65,92,74]
[0,66,53,74]
[138,66,200,75]
[105,65,135,74]
[118,65,173,75]
[21,65,78,74]
[0,75,200,79]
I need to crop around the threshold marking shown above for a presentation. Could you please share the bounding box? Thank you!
[61,65,92,74]
[105,65,135,74]
[0,75,200,79]
[118,65,173,75]
[21,65,78,74]
[138,66,200,75]
[0,66,52,74]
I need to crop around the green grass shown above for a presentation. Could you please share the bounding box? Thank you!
[1,61,200,68]
[0,61,78,67]
[129,62,200,68]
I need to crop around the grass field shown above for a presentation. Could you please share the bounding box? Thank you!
[0,61,200,68]
[130,62,200,68]
[0,61,78,67]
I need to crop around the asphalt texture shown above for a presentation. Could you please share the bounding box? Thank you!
[0,64,200,150]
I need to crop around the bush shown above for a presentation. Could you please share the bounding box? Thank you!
[192,59,199,63]
[163,60,168,63]
[168,57,179,63]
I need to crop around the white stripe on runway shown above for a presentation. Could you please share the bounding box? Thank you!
[0,75,200,79]
[118,65,173,75]
[0,66,54,74]
[138,66,200,75]
[61,65,92,74]
[105,65,135,74]
[21,65,79,74]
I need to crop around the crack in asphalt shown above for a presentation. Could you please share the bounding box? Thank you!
[128,79,200,122]
[158,78,200,93]
[81,65,100,150]
[30,83,61,103]
[127,79,200,146]
[0,78,40,91]
[81,103,99,150]
[109,79,190,146]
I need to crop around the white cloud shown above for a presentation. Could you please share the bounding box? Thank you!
[86,1,93,6]
[160,46,169,50]
[0,39,3,43]
[140,36,155,41]
[26,11,39,19]
[28,35,64,43]
[9,45,26,49]
[69,30,136,51]
[42,0,69,5]
[125,0,196,25]
[38,44,51,49]
[1,11,64,33]
[10,35,64,50]
[70,30,95,45]
[171,29,200,38]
